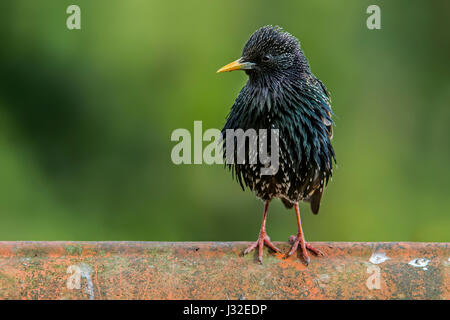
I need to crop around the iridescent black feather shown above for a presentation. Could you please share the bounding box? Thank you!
[221,26,336,214]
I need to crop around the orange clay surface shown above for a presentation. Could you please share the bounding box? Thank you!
[0,241,448,299]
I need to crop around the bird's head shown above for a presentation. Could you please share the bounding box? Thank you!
[217,26,308,80]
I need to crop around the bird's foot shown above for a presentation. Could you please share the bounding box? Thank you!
[243,231,281,264]
[286,234,324,265]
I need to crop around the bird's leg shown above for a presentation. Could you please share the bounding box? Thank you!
[286,202,324,265]
[243,201,281,263]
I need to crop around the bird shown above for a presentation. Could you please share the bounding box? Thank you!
[217,26,335,264]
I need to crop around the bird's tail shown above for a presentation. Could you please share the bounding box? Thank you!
[308,189,323,214]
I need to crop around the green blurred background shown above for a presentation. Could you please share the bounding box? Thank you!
[0,1,448,242]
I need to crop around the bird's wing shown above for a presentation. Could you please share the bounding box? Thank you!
[300,76,334,214]
[315,78,334,139]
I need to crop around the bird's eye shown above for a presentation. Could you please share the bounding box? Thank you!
[261,55,271,62]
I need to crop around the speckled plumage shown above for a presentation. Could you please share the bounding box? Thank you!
[222,26,336,213]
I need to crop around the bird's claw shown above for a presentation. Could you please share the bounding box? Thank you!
[305,243,325,256]
[243,232,280,263]
[286,234,324,265]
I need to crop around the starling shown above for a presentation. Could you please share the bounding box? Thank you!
[217,26,335,264]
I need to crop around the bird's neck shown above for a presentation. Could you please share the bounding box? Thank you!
[242,68,320,120]
[247,60,310,90]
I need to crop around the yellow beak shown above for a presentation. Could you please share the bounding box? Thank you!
[216,58,255,73]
